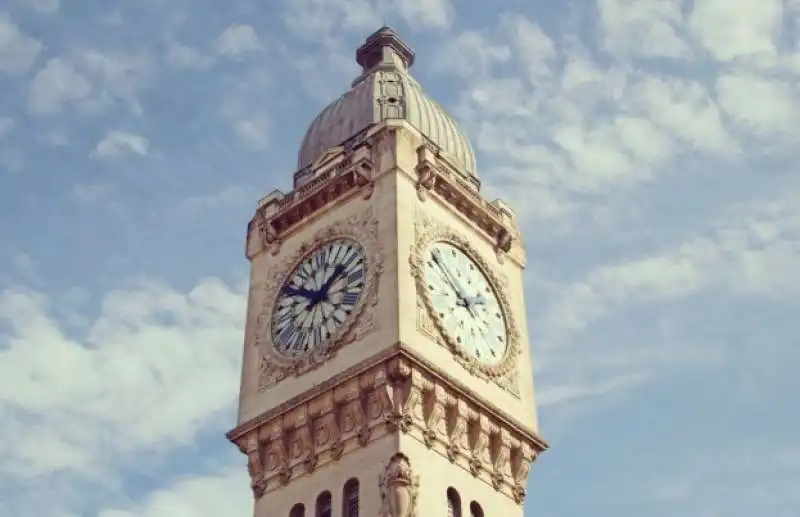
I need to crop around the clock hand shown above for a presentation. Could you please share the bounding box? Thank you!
[431,250,466,298]
[320,265,345,296]
[281,285,315,299]
[308,265,346,309]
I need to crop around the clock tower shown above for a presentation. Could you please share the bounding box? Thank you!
[227,27,548,517]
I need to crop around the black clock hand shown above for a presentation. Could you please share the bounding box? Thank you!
[431,250,465,298]
[308,265,346,309]
[282,285,315,298]
[320,265,345,295]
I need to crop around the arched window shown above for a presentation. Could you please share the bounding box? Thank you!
[315,491,332,517]
[469,501,484,517]
[343,478,360,517]
[446,487,462,517]
[290,503,306,517]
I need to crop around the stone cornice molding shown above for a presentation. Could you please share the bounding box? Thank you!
[245,121,524,267]
[227,346,547,503]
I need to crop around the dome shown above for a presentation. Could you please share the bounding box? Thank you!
[297,27,478,178]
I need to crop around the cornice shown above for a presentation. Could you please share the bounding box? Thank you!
[245,121,524,267]
[227,344,547,504]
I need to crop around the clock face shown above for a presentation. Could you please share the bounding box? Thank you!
[424,242,508,365]
[271,239,367,358]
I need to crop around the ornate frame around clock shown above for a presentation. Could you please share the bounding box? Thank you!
[254,207,384,390]
[410,211,521,393]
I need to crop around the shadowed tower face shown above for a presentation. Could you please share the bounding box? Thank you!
[227,26,547,517]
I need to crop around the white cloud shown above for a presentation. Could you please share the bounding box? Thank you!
[597,0,691,58]
[28,0,60,15]
[97,468,250,517]
[0,14,43,74]
[214,24,262,58]
[688,0,783,61]
[232,118,269,150]
[393,0,453,28]
[541,187,800,343]
[28,58,93,114]
[715,72,799,140]
[90,131,150,160]
[0,278,245,483]
[166,43,215,69]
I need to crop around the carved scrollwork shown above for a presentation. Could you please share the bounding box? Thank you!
[379,453,420,517]
[255,207,384,390]
[410,210,521,392]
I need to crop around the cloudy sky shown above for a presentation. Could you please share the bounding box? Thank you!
[1,0,798,516]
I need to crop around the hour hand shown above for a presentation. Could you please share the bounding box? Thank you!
[282,285,316,298]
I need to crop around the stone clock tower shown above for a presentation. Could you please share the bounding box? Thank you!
[227,27,548,517]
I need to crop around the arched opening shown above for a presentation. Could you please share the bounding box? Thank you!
[446,487,462,517]
[342,478,360,517]
[469,501,484,517]
[290,503,306,517]
[315,490,332,517]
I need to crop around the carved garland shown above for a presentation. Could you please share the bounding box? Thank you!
[409,211,522,390]
[254,207,384,389]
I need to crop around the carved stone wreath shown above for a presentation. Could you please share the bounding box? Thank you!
[255,207,383,390]
[410,211,521,384]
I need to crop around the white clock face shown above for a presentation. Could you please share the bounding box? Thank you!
[271,239,366,358]
[423,242,507,365]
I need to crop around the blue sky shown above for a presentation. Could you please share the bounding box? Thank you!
[1,0,798,516]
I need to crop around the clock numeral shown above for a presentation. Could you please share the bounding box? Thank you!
[341,291,360,307]
[275,309,293,329]
[292,330,307,351]
[346,268,364,284]
[312,327,323,347]
[340,248,358,269]
[279,322,298,348]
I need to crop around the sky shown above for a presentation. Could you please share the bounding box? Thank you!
[0,0,798,516]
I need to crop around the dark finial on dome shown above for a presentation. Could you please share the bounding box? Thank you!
[355,26,415,74]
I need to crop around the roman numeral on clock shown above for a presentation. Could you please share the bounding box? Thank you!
[341,291,359,307]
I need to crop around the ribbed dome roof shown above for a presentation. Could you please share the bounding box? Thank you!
[297,27,478,178]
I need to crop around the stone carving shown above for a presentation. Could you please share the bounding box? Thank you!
[255,207,384,390]
[468,413,492,477]
[491,428,513,489]
[414,144,438,201]
[410,210,521,393]
[446,398,470,463]
[245,432,266,498]
[229,356,546,501]
[379,453,420,517]
[422,384,447,448]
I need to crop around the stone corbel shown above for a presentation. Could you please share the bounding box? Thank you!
[512,443,535,505]
[468,413,492,477]
[445,397,470,463]
[341,392,370,447]
[403,370,427,432]
[366,367,395,430]
[494,227,513,264]
[422,383,447,449]
[262,423,291,486]
[491,427,513,489]
[415,145,438,201]
[245,430,266,498]
[258,215,281,257]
